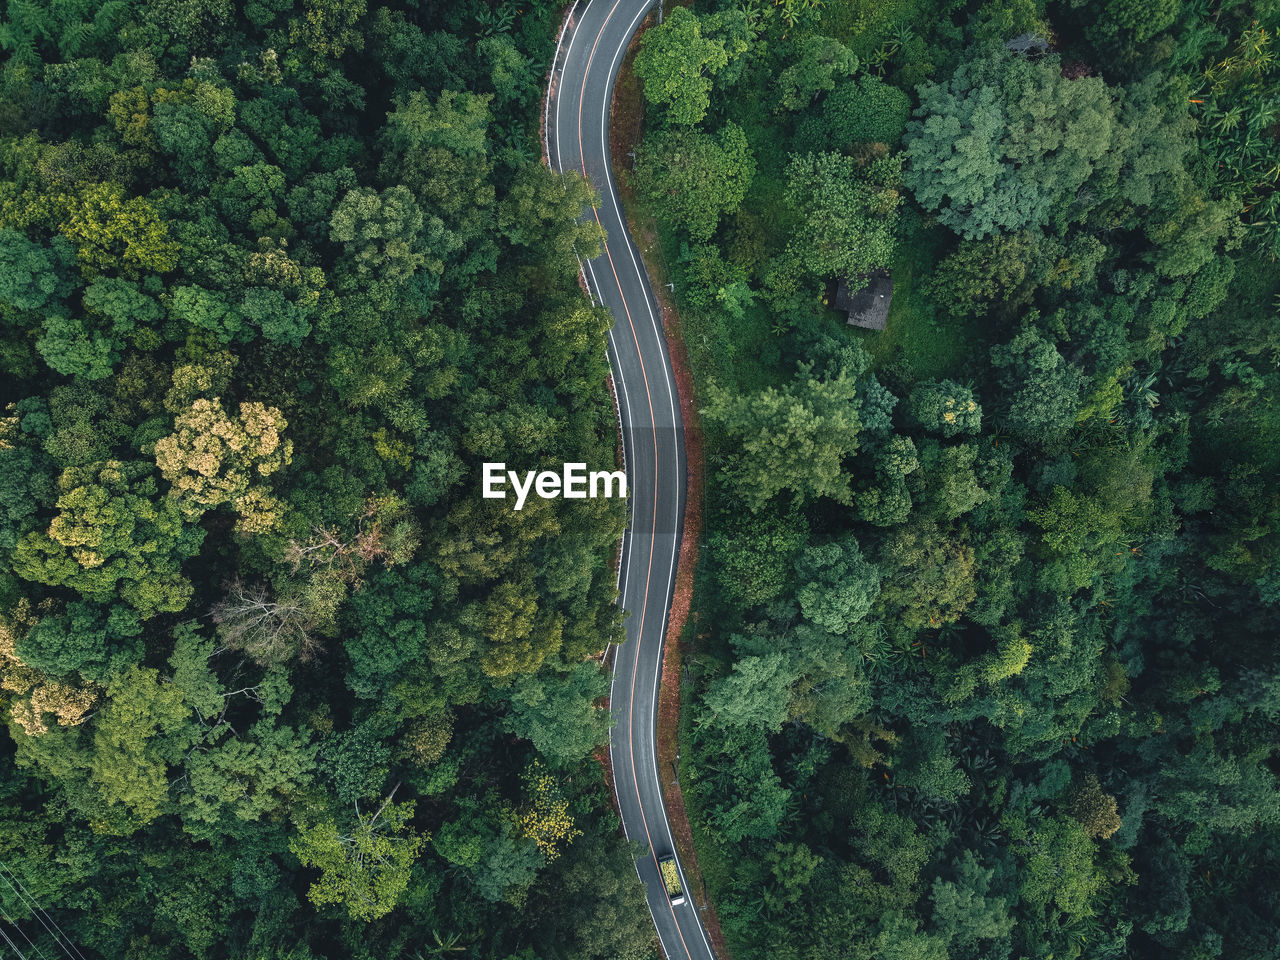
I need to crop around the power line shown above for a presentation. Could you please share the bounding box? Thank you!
[0,928,26,960]
[0,865,81,960]
[0,899,42,960]
[0,903,33,960]
[0,867,87,960]
[0,877,48,960]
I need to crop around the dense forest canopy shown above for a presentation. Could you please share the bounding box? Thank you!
[2,0,1280,957]
[626,0,1280,957]
[0,1,658,958]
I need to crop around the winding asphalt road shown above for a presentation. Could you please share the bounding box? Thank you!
[546,3,714,959]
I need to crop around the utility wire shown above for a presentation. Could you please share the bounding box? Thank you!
[0,900,41,960]
[0,865,80,960]
[0,867,87,960]
[0,876,48,960]
[0,903,32,960]
[0,927,26,960]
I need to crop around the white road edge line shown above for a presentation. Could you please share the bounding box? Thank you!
[596,6,712,959]
[554,0,715,956]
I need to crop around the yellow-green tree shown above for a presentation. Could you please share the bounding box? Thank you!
[517,762,581,862]
[87,665,194,832]
[290,790,424,921]
[155,397,292,525]
[12,460,205,617]
[60,184,180,276]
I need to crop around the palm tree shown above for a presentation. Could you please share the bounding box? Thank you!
[414,929,468,957]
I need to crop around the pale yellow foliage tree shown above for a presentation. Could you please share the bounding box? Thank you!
[0,601,97,736]
[155,397,292,526]
[1071,773,1123,840]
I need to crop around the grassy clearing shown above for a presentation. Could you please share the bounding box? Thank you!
[854,215,979,381]
[619,184,783,395]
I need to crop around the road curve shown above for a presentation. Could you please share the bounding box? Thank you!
[546,3,714,959]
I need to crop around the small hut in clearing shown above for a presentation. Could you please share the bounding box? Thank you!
[834,269,892,331]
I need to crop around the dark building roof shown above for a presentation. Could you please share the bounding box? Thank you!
[834,269,892,331]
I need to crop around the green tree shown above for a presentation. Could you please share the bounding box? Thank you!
[633,123,755,241]
[433,798,544,905]
[1144,175,1241,278]
[343,563,435,700]
[290,791,424,921]
[904,52,1118,238]
[183,720,317,836]
[380,90,495,265]
[1069,774,1122,840]
[778,151,900,289]
[701,346,866,511]
[328,185,452,296]
[88,665,197,831]
[823,74,912,147]
[1028,485,1127,591]
[0,413,54,554]
[15,600,141,681]
[1093,0,1179,42]
[169,284,244,343]
[925,231,1047,319]
[211,162,286,232]
[12,460,204,616]
[929,852,1015,957]
[912,441,990,521]
[37,382,127,468]
[777,36,858,112]
[700,725,791,842]
[857,435,918,528]
[709,506,808,608]
[873,914,950,960]
[704,654,795,732]
[35,311,117,380]
[906,380,982,437]
[497,164,604,274]
[504,662,610,765]
[22,243,154,380]
[740,622,872,736]
[82,275,160,337]
[632,7,729,125]
[794,537,881,634]
[402,710,453,768]
[877,521,976,629]
[893,726,971,803]
[288,0,366,69]
[763,842,822,914]
[1014,815,1107,920]
[543,813,658,960]
[0,229,73,310]
[59,183,181,276]
[990,330,1086,446]
[478,34,538,111]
